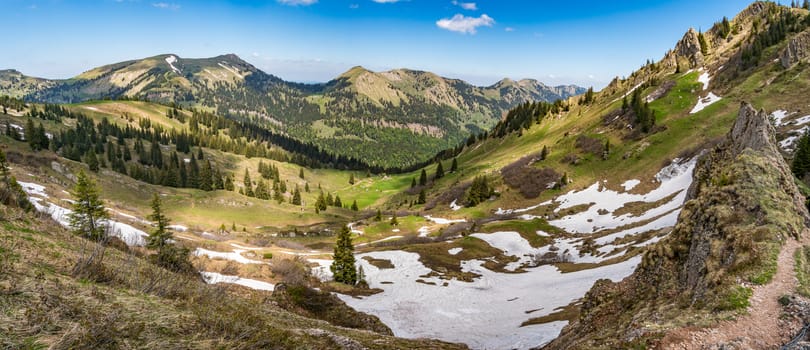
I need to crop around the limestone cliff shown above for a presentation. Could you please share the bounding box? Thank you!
[781,30,810,69]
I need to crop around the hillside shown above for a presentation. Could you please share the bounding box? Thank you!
[6,1,810,349]
[0,55,584,168]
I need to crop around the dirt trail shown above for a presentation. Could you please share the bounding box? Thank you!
[661,232,809,349]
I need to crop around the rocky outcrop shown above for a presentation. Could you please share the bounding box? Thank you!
[673,28,705,68]
[543,102,810,350]
[781,30,810,69]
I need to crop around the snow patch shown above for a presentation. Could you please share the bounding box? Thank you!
[165,55,182,74]
[448,247,463,255]
[193,248,265,264]
[424,216,466,225]
[17,181,48,198]
[690,92,722,114]
[339,250,640,350]
[167,224,188,232]
[450,199,462,211]
[201,271,274,291]
[621,179,640,191]
[697,71,711,90]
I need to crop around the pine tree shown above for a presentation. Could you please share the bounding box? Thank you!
[299,168,305,179]
[292,187,302,205]
[417,188,426,204]
[147,193,172,249]
[330,225,357,285]
[435,161,445,179]
[334,194,342,208]
[349,173,355,185]
[84,150,100,172]
[419,169,427,186]
[540,145,549,160]
[243,169,254,197]
[69,170,109,241]
[450,157,458,172]
[326,192,334,206]
[411,177,416,188]
[698,30,709,56]
[351,200,359,211]
[315,191,327,211]
[375,209,382,221]
[199,160,212,191]
[390,213,398,226]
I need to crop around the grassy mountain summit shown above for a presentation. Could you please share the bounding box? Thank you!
[0,54,584,168]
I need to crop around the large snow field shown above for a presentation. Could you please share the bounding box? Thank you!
[339,250,640,349]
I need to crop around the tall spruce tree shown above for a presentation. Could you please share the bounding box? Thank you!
[69,171,109,241]
[147,193,172,249]
[435,161,445,179]
[330,225,357,285]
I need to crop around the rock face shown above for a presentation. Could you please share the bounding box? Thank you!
[673,28,705,68]
[781,30,810,69]
[543,102,810,350]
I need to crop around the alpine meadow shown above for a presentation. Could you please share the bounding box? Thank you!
[6,1,810,349]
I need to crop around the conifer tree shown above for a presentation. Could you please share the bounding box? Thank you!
[292,186,302,205]
[419,169,427,186]
[330,225,357,285]
[351,200,359,211]
[349,173,355,185]
[69,170,109,241]
[299,168,305,179]
[698,30,709,56]
[418,188,426,204]
[243,169,254,197]
[147,193,172,249]
[435,161,445,179]
[334,194,342,208]
[450,157,458,172]
[411,177,416,188]
[390,212,398,226]
[375,209,382,221]
[540,145,549,160]
[84,150,100,172]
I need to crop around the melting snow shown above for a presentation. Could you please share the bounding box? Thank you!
[424,216,466,225]
[697,71,711,90]
[448,247,463,255]
[621,179,640,191]
[450,200,462,211]
[771,110,791,126]
[17,181,48,198]
[201,271,274,291]
[549,158,695,234]
[339,250,640,350]
[193,248,265,264]
[167,224,188,232]
[165,55,182,74]
[309,258,334,281]
[417,226,431,237]
[690,93,722,114]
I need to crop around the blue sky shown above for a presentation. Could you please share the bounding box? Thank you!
[3,0,754,87]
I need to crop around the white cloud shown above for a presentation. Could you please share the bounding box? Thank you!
[152,2,180,10]
[436,14,494,34]
[372,0,401,3]
[451,1,477,10]
[277,0,317,6]
[505,27,515,32]
[349,3,360,8]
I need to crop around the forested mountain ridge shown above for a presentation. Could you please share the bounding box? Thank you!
[0,54,584,168]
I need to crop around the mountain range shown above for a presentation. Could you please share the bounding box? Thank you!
[0,55,584,168]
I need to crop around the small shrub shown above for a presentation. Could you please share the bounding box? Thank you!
[263,252,273,259]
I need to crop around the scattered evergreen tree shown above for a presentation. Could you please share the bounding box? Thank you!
[350,200,359,211]
[698,30,709,56]
[299,168,305,179]
[435,161,445,179]
[315,191,327,211]
[465,176,492,207]
[330,225,357,285]
[0,149,32,211]
[375,209,382,221]
[419,169,427,186]
[792,130,810,180]
[390,213,398,226]
[68,171,109,242]
[146,193,172,249]
[417,188,426,204]
[540,145,549,160]
[84,150,100,172]
[349,173,355,185]
[450,157,458,172]
[243,169,254,197]
[334,194,342,208]
[292,186,302,205]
